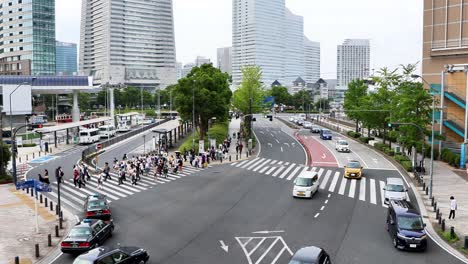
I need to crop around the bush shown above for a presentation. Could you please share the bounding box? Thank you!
[385,149,395,156]
[178,121,229,154]
[395,154,410,162]
[19,143,37,148]
[450,154,460,168]
[0,174,12,184]
[359,137,372,144]
[347,131,361,138]
[374,142,388,151]
[400,161,413,172]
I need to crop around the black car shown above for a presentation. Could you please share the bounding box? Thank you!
[84,194,112,223]
[289,246,331,264]
[61,219,114,254]
[73,246,150,264]
[387,200,427,251]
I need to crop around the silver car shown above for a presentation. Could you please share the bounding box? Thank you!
[383,178,409,205]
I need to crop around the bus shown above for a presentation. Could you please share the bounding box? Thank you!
[98,125,116,138]
[79,128,100,144]
[116,112,140,132]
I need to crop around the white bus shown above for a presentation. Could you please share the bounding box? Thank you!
[79,128,100,144]
[98,125,116,138]
[116,112,140,132]
[117,120,132,132]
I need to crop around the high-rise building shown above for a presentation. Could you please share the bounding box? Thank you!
[284,9,304,85]
[304,37,320,84]
[217,47,232,74]
[0,0,56,75]
[195,56,211,66]
[336,39,370,87]
[181,63,195,78]
[176,62,183,80]
[422,1,468,148]
[56,41,77,76]
[79,0,176,89]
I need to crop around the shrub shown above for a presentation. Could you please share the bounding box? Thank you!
[400,161,413,172]
[347,131,361,138]
[386,149,395,156]
[359,137,369,144]
[19,143,37,148]
[450,154,460,168]
[394,154,410,162]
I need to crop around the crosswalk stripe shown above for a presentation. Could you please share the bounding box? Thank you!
[231,162,238,166]
[379,181,387,208]
[47,190,83,212]
[279,163,296,179]
[240,158,260,168]
[317,168,324,178]
[369,179,377,204]
[328,172,340,193]
[311,167,317,172]
[338,177,347,195]
[247,158,265,170]
[272,162,288,177]
[319,170,332,189]
[81,179,126,199]
[235,159,251,168]
[55,183,87,200]
[253,159,271,172]
[156,177,171,182]
[168,173,182,178]
[89,178,136,196]
[286,166,302,181]
[259,166,270,174]
[348,179,357,198]
[359,177,366,201]
[277,161,283,165]
[67,179,120,201]
[49,185,85,206]
[265,167,276,175]
[269,160,278,165]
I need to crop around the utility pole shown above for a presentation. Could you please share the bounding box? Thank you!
[157,87,161,120]
[192,82,195,149]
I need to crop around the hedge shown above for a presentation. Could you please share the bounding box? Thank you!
[178,121,229,154]
[400,161,413,172]
[19,143,37,148]
[347,131,361,138]
[359,137,374,144]
[394,154,410,162]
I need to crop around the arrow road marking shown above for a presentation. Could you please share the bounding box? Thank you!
[219,240,228,253]
[372,158,378,163]
[252,230,285,234]
[268,143,272,147]
[283,143,290,147]
[321,153,327,159]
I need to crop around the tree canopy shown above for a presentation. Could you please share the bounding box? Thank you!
[232,66,266,114]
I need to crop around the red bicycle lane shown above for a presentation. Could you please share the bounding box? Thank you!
[295,132,339,167]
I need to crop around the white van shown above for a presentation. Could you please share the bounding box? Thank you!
[292,171,319,198]
[117,121,131,132]
[79,128,100,144]
[99,125,116,138]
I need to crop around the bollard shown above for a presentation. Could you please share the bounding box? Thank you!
[33,152,35,159]
[246,152,249,158]
[26,188,29,194]
[433,202,437,212]
[59,217,63,229]
[464,236,468,249]
[422,182,425,191]
[48,234,51,247]
[50,201,53,211]
[55,205,59,215]
[436,208,440,219]
[40,194,43,204]
[431,196,435,206]
[229,155,231,162]
[30,189,34,197]
[26,154,28,161]
[44,197,48,207]
[442,219,446,231]
[55,225,59,237]
[438,214,442,224]
[450,226,456,239]
[15,256,19,264]
[35,244,39,258]
[19,157,21,163]
[236,154,238,160]
[425,186,428,195]
[60,211,63,220]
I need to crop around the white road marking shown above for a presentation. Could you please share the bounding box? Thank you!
[239,158,259,168]
[266,167,277,175]
[328,194,331,198]
[317,168,325,178]
[320,206,325,210]
[338,177,347,195]
[314,213,320,218]
[281,147,283,152]
[253,159,271,172]
[348,179,357,198]
[268,143,272,148]
[379,180,388,208]
[321,153,327,159]
[369,179,377,204]
[328,172,340,192]
[286,166,302,181]
[279,164,296,179]
[247,158,265,170]
[319,170,332,189]
[324,199,328,204]
[275,139,280,144]
[359,177,366,201]
[284,143,290,147]
[272,162,288,177]
[259,166,270,174]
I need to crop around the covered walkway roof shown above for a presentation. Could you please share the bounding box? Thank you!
[35,117,112,134]
[0,76,96,94]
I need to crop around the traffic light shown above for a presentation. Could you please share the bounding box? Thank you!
[388,123,400,129]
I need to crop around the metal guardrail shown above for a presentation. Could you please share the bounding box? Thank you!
[81,119,171,161]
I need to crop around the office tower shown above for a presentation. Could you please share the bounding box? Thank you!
[217,47,232,74]
[336,39,370,87]
[304,37,320,84]
[0,0,56,75]
[56,41,78,76]
[79,0,176,89]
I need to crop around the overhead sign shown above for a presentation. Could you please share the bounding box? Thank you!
[16,179,51,192]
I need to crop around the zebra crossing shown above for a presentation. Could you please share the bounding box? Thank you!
[231,158,408,208]
[43,165,206,213]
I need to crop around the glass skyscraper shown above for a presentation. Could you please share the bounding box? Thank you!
[56,41,77,75]
[0,0,56,75]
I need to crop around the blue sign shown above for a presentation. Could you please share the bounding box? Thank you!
[264,96,275,106]
[29,155,56,164]
[16,179,51,192]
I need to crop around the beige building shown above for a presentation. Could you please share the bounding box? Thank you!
[423,0,468,146]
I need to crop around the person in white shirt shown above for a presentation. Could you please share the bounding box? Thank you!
[449,196,457,219]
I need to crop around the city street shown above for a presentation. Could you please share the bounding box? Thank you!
[41,115,463,263]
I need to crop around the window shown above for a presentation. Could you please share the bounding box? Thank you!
[19,47,22,51]
[96,256,114,264]
[9,48,13,52]
[111,252,129,262]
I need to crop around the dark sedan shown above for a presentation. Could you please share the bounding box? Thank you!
[289,246,331,264]
[61,219,113,255]
[84,194,112,223]
[73,246,150,264]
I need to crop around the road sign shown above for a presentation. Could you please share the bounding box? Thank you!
[96,143,102,150]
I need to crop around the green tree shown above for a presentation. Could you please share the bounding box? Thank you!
[0,145,11,176]
[291,90,312,110]
[315,98,330,112]
[173,64,232,140]
[343,80,369,132]
[269,86,291,105]
[78,92,91,111]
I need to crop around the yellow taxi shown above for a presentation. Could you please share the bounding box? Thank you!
[344,160,363,179]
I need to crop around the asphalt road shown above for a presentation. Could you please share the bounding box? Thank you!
[35,115,464,264]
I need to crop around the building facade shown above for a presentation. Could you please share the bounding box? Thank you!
[195,56,211,66]
[56,41,77,76]
[336,39,370,87]
[79,0,176,89]
[181,63,195,78]
[304,37,320,84]
[217,47,232,74]
[176,62,182,80]
[284,8,304,85]
[422,0,468,150]
[0,0,56,76]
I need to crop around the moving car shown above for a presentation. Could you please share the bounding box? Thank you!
[289,246,331,264]
[61,219,114,255]
[292,171,319,198]
[73,246,150,264]
[79,128,100,145]
[84,194,112,223]
[383,178,409,205]
[344,160,363,179]
[98,125,116,139]
[310,126,321,133]
[319,129,332,140]
[387,200,427,251]
[289,116,296,122]
[303,121,312,129]
[296,118,305,126]
[335,140,350,152]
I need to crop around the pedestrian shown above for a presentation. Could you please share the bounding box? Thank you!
[73,165,79,187]
[449,196,457,219]
[43,169,50,184]
[118,168,125,185]
[123,153,127,160]
[55,166,64,184]
[103,162,111,181]
[83,164,90,181]
[131,165,138,185]
[239,142,243,155]
[236,143,239,155]
[38,173,44,183]
[97,171,104,189]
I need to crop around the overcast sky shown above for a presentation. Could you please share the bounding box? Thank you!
[56,0,423,79]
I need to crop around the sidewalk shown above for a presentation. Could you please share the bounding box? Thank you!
[319,117,468,260]
[0,184,74,264]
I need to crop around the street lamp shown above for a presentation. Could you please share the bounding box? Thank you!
[192,80,196,150]
[411,74,435,199]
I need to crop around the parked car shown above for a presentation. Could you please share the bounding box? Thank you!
[73,246,150,264]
